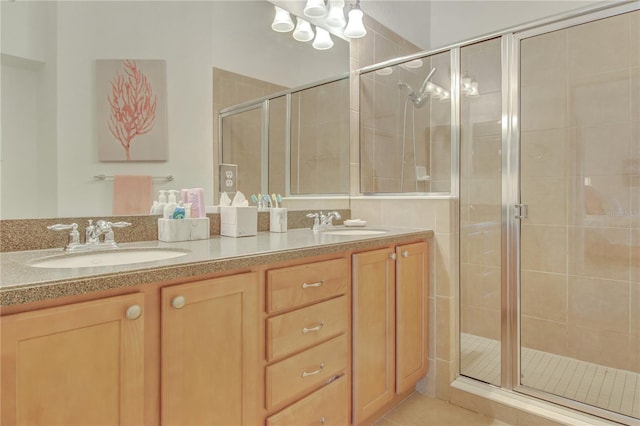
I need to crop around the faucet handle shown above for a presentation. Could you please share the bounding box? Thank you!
[306,212,321,230]
[47,223,78,232]
[109,221,132,228]
[47,223,80,249]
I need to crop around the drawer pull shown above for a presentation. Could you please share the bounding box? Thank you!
[321,417,326,425]
[302,362,325,377]
[302,321,325,334]
[302,280,325,289]
[402,250,409,258]
[389,253,397,260]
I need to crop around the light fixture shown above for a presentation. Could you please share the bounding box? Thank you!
[461,76,480,97]
[343,0,366,38]
[375,67,393,76]
[293,17,314,42]
[271,6,294,32]
[270,0,367,50]
[313,27,334,50]
[400,59,424,70]
[326,0,346,29]
[304,0,327,18]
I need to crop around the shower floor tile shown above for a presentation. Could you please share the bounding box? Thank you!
[461,333,640,420]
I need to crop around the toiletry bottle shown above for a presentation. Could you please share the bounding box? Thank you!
[163,190,178,219]
[155,190,167,215]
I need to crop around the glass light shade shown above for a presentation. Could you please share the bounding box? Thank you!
[293,17,314,42]
[271,6,294,32]
[400,59,424,69]
[304,0,327,18]
[461,77,472,92]
[424,82,436,93]
[343,7,366,38]
[375,67,393,76]
[312,27,334,50]
[326,0,346,28]
[468,81,480,97]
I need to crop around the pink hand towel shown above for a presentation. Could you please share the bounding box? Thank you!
[112,175,153,215]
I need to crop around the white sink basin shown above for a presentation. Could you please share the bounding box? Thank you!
[322,228,388,236]
[29,248,190,269]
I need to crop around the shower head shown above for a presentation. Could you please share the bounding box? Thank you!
[397,81,415,95]
[399,68,437,108]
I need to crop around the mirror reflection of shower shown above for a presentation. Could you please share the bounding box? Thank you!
[397,67,440,191]
[359,50,452,194]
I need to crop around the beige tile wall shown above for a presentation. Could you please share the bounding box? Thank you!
[459,38,503,365]
[520,10,639,373]
[354,15,454,194]
[290,78,350,195]
[212,68,286,202]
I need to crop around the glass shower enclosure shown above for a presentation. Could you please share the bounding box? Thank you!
[459,3,638,424]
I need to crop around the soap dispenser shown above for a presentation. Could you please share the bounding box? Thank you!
[163,190,179,219]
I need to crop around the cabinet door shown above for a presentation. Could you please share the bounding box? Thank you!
[0,293,145,426]
[395,241,429,393]
[352,248,396,424]
[161,273,259,426]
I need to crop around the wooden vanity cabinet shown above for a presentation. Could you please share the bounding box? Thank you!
[264,257,351,426]
[0,235,430,426]
[0,292,145,426]
[352,241,429,425]
[161,272,259,426]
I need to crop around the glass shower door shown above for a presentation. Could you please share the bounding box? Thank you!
[459,38,503,386]
[519,10,639,419]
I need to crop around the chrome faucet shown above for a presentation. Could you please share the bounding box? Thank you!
[306,211,342,231]
[323,211,341,227]
[48,219,131,251]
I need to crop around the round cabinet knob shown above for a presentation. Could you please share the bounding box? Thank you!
[402,251,409,258]
[389,253,397,260]
[172,295,186,309]
[125,304,143,320]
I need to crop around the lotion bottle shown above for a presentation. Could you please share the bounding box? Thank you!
[163,190,179,219]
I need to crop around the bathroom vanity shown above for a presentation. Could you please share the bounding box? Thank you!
[0,227,432,425]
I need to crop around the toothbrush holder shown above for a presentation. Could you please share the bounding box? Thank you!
[269,208,287,233]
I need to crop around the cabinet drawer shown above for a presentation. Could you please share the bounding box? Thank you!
[267,296,348,361]
[266,258,349,313]
[266,334,347,410]
[266,375,349,426]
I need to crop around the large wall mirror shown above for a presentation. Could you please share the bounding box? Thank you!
[0,0,349,220]
[218,75,350,202]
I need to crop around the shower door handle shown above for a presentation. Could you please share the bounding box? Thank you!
[514,204,528,220]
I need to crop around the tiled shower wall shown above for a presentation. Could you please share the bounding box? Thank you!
[519,11,639,373]
[212,68,285,201]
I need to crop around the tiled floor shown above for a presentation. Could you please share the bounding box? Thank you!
[461,333,640,419]
[374,393,511,426]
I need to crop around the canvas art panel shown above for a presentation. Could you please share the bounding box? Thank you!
[96,59,168,161]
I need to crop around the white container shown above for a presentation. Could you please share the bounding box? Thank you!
[158,218,210,242]
[269,208,287,233]
[220,206,257,237]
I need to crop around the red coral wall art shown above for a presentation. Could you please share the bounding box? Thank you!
[96,59,168,161]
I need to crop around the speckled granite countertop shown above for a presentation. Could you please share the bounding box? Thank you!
[0,227,433,307]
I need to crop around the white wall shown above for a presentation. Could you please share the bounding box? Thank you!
[1,1,349,219]
[429,0,603,49]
